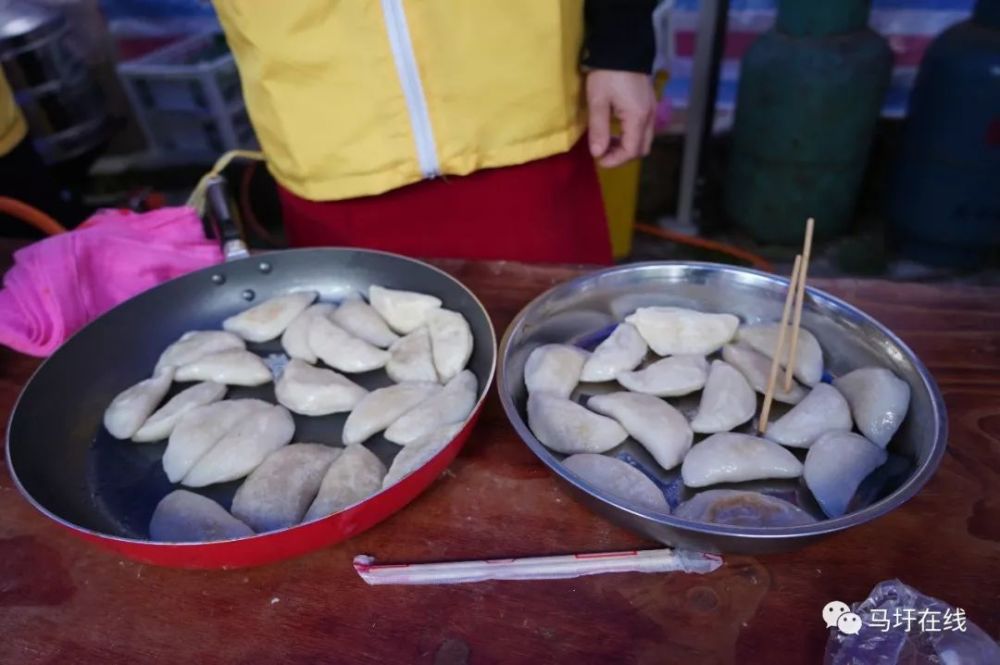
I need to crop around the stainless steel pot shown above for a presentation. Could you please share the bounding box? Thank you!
[0,0,110,163]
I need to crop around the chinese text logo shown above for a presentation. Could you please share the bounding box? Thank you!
[823,600,968,635]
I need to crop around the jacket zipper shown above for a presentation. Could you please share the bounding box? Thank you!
[381,0,440,178]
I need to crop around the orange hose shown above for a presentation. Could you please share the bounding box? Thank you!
[634,222,773,273]
[0,196,67,236]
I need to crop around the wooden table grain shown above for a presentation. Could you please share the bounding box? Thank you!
[1,256,998,664]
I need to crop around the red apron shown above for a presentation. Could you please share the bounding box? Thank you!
[278,137,612,264]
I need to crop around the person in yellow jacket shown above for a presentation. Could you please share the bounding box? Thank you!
[214,0,657,263]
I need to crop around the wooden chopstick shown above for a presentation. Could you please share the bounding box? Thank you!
[783,218,815,392]
[758,254,802,435]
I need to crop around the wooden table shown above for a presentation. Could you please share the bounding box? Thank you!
[1,257,998,664]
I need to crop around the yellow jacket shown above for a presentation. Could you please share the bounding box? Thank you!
[214,0,587,201]
[0,69,27,157]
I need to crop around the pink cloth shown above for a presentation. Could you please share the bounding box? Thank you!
[0,206,222,356]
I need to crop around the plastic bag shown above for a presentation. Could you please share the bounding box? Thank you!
[825,579,1000,665]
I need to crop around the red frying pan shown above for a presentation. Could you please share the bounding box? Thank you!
[5,179,497,568]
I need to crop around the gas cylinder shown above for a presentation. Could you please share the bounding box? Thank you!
[725,0,892,244]
[887,0,1000,267]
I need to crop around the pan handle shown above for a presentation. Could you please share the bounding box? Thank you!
[205,175,250,262]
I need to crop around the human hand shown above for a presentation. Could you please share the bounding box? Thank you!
[586,69,656,168]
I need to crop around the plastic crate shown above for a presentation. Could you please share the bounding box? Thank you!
[135,107,257,159]
[117,31,256,158]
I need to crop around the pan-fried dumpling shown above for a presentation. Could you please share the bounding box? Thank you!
[231,443,342,532]
[526,392,627,454]
[308,315,389,373]
[304,444,387,520]
[428,308,473,383]
[162,399,270,483]
[133,381,226,442]
[369,285,442,334]
[281,303,336,363]
[675,490,816,527]
[562,454,668,512]
[625,306,739,356]
[149,490,253,542]
[765,383,852,448]
[616,355,708,397]
[383,423,464,488]
[275,359,368,416]
[103,369,175,439]
[385,327,438,383]
[587,392,693,471]
[523,344,589,398]
[330,296,399,348]
[342,382,441,445]
[690,360,756,434]
[721,343,806,404]
[737,323,824,387]
[385,370,477,445]
[155,330,245,373]
[579,323,647,382]
[174,349,272,386]
[805,431,888,518]
[681,433,803,488]
[182,404,295,487]
[223,291,318,342]
[833,367,910,448]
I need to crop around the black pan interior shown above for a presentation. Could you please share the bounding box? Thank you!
[7,248,495,539]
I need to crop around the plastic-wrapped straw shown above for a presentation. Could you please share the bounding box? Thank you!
[353,549,723,586]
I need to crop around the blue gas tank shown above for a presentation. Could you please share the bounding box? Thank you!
[888,0,1000,266]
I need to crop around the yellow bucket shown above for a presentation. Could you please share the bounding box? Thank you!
[598,159,642,260]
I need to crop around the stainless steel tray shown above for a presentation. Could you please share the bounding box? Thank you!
[498,262,947,554]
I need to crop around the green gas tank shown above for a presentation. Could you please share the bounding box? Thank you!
[725,0,893,244]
